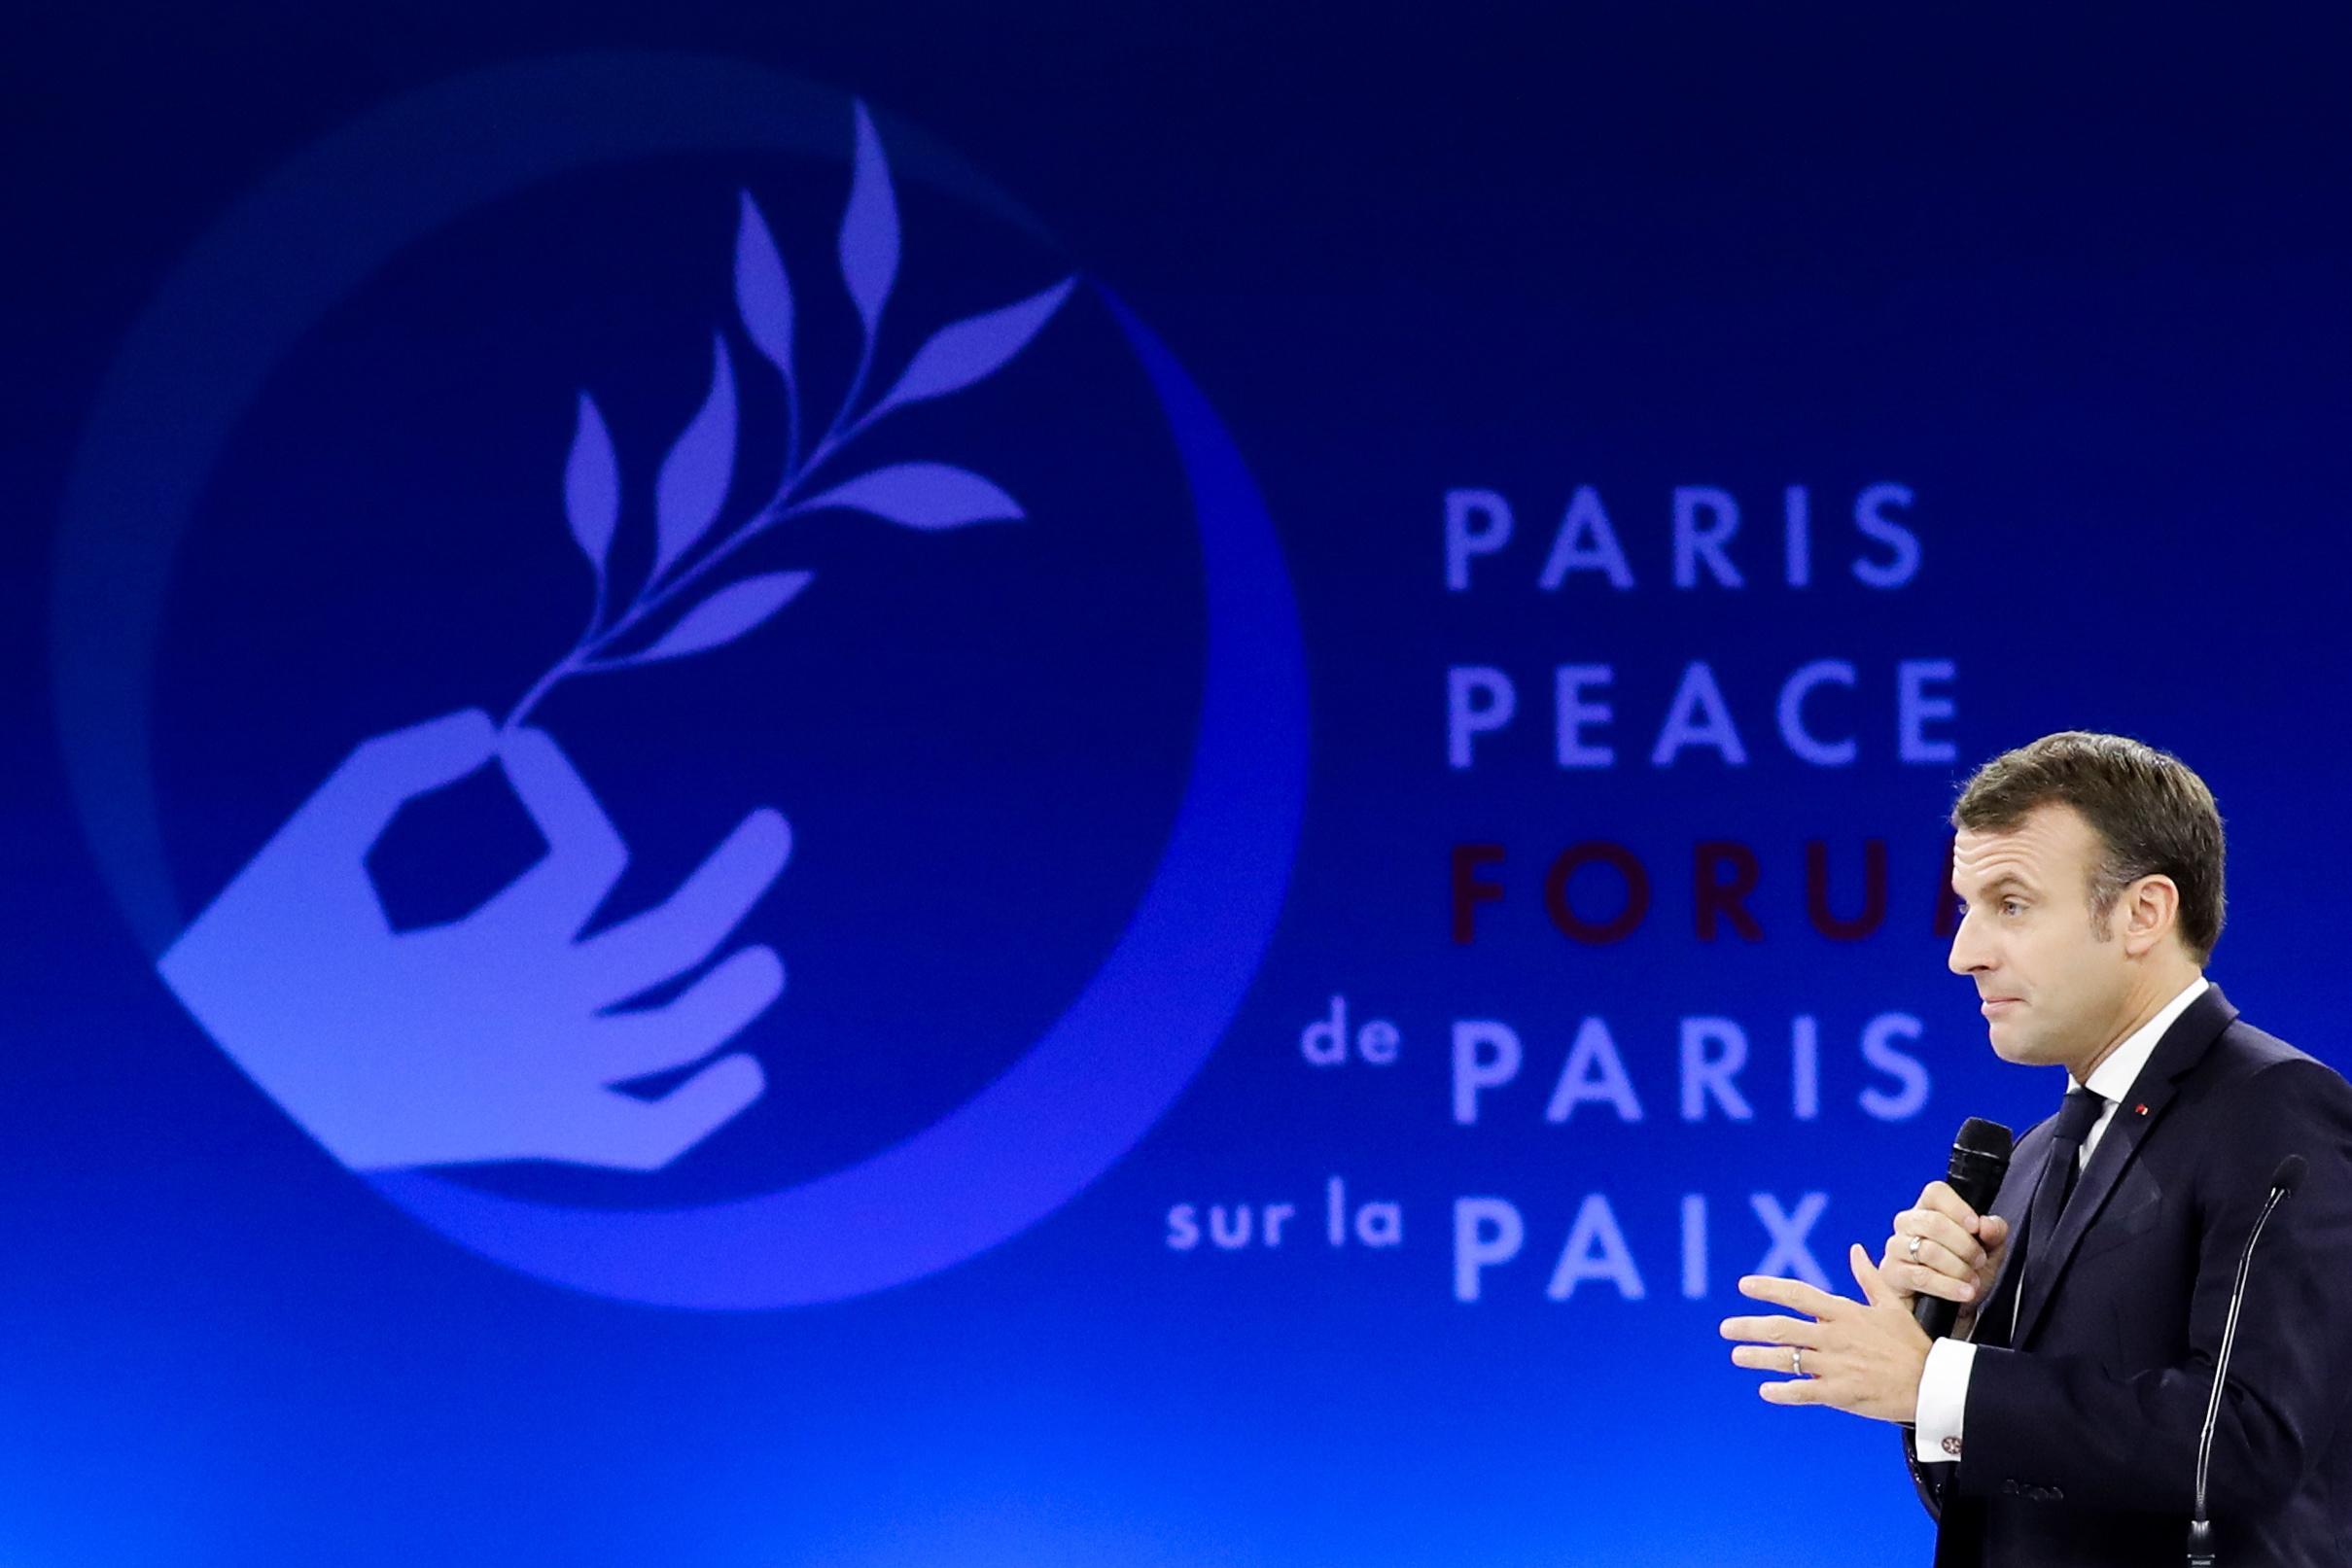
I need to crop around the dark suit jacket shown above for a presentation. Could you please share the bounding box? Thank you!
[1903,984,2352,1567]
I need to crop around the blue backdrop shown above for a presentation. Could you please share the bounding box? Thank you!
[7,8,2351,1565]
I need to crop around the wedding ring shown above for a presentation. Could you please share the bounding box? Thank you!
[1791,1346,1805,1376]
[1908,1235,1922,1262]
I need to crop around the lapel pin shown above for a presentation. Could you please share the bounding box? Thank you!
[2134,1103,2150,1116]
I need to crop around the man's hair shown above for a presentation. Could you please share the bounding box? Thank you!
[1950,731,2227,964]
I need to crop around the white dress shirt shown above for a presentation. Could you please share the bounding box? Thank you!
[1912,975,2211,1463]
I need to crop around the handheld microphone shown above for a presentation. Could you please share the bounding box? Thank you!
[2186,1153,2305,1568]
[1915,1117,2015,1339]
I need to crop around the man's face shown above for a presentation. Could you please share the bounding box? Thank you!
[1947,803,2133,1070]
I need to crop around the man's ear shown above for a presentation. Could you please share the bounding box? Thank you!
[2121,874,2181,958]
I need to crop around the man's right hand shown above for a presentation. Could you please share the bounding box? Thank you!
[1880,1181,2011,1339]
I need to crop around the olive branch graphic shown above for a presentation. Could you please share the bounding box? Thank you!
[506,101,1074,728]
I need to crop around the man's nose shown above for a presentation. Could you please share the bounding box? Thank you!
[1947,912,1990,975]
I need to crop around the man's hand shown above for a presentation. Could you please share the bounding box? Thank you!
[1879,1180,2011,1339]
[1719,1244,1932,1424]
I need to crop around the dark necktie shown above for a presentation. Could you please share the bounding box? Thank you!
[2019,1086,2106,1312]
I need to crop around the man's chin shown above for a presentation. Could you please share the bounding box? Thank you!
[1986,1021,2053,1065]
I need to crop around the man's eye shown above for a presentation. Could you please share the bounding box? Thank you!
[2001,899,2023,917]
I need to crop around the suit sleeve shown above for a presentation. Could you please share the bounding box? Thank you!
[1953,1059,2352,1515]
[1897,1342,1977,1518]
[1902,1429,1948,1522]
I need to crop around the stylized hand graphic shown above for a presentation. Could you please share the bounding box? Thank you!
[159,710,787,1171]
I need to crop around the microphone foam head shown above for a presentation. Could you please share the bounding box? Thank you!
[2272,1154,2307,1196]
[1956,1117,2015,1162]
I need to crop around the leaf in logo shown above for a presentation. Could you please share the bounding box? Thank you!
[635,571,814,665]
[872,278,1076,417]
[652,335,738,579]
[511,162,1060,725]
[564,392,618,577]
[838,101,898,337]
[801,462,1024,531]
[734,192,794,383]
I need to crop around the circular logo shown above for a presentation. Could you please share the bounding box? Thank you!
[52,53,1307,1307]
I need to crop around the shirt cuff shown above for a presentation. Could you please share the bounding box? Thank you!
[1912,1337,1977,1464]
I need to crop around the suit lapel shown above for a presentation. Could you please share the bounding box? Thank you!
[2011,983,2237,1346]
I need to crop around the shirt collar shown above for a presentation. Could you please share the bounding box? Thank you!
[2082,974,2210,1102]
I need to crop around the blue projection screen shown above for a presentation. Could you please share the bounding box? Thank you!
[6,12,2351,1567]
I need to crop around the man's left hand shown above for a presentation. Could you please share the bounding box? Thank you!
[1718,1243,1930,1424]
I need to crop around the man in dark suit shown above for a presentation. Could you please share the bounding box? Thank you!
[1719,732,2352,1565]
